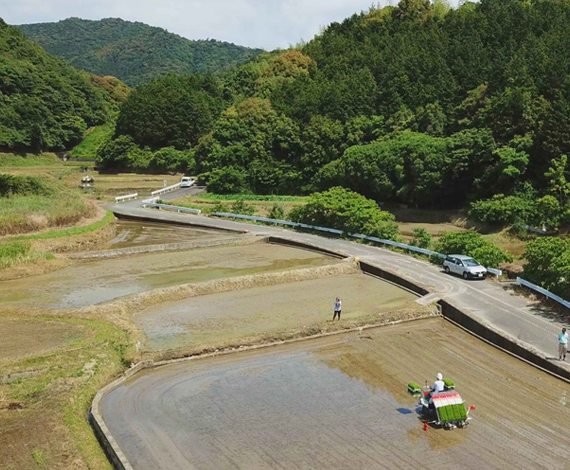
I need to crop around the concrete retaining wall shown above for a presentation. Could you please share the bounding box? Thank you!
[359,262,429,297]
[267,236,347,259]
[440,300,570,383]
[89,361,154,470]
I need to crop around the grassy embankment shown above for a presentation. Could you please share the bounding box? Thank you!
[0,172,96,235]
[68,121,115,160]
[0,153,61,167]
[0,314,132,469]
[0,167,116,273]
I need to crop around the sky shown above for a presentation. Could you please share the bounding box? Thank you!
[1,0,462,50]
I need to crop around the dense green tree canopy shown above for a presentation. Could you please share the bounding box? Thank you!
[18,18,263,87]
[115,74,226,149]
[94,0,570,197]
[0,18,113,151]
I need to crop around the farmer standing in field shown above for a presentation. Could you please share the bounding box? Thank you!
[559,327,568,361]
[333,297,342,321]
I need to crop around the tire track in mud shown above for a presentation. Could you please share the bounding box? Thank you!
[102,319,570,470]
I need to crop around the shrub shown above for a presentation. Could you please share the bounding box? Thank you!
[207,166,248,194]
[523,237,570,293]
[211,202,229,213]
[533,195,561,229]
[411,228,432,249]
[435,231,513,268]
[469,194,536,226]
[230,199,255,216]
[150,147,195,174]
[0,173,55,197]
[268,203,286,220]
[289,187,399,240]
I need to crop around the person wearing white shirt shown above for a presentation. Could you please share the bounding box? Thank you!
[559,328,568,361]
[427,373,445,404]
[333,298,342,321]
[431,373,445,394]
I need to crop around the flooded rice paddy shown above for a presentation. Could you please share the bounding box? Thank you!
[102,318,570,470]
[0,243,336,308]
[135,273,417,350]
[102,220,233,249]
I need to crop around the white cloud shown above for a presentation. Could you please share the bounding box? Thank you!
[1,0,465,50]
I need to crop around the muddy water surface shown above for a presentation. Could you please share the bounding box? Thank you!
[136,273,416,350]
[102,318,570,470]
[0,244,335,308]
[103,220,231,249]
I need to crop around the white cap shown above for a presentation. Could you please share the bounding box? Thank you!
[436,373,443,381]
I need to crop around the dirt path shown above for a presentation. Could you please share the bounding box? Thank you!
[101,318,570,470]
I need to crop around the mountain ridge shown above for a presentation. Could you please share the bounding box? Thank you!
[17,17,263,86]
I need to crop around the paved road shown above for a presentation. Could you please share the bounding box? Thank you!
[110,202,570,369]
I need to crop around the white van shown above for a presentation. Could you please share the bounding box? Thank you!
[180,177,194,188]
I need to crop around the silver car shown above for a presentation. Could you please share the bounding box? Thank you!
[443,255,487,280]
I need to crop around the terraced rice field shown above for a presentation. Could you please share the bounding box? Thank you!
[101,318,570,470]
[0,242,336,308]
[135,272,417,350]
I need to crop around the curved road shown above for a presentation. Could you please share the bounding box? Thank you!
[110,199,569,369]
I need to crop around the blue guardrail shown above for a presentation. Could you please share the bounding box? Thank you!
[516,277,570,310]
[212,212,446,259]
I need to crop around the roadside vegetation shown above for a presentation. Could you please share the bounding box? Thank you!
[0,153,60,167]
[523,237,570,299]
[289,187,399,240]
[0,174,96,236]
[434,231,513,269]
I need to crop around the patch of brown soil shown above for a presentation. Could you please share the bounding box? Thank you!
[0,399,88,470]
[0,318,88,363]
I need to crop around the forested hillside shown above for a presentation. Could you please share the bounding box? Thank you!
[97,0,570,218]
[18,18,263,86]
[0,18,119,151]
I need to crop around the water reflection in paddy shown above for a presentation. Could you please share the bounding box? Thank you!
[0,243,336,308]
